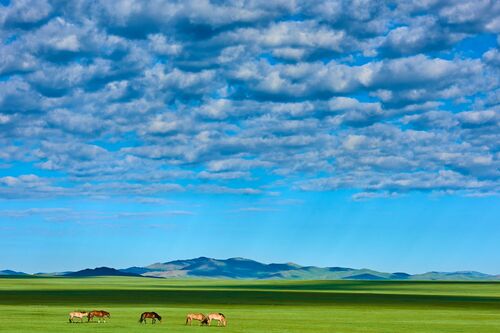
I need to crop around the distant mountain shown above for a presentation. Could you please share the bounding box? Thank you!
[34,271,72,277]
[119,266,155,275]
[133,257,302,279]
[7,258,500,281]
[65,267,142,277]
[121,257,500,281]
[345,273,387,280]
[411,271,494,281]
[0,269,27,276]
[390,272,411,279]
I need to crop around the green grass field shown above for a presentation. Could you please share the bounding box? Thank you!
[0,277,499,332]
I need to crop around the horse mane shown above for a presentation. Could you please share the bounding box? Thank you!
[218,313,225,318]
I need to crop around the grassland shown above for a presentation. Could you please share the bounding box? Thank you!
[0,277,499,332]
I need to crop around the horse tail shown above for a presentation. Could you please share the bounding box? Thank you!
[139,313,144,323]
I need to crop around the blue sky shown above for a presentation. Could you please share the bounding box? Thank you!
[0,0,499,274]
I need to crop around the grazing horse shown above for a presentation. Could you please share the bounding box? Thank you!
[69,311,88,323]
[185,313,208,326]
[88,310,110,323]
[207,313,227,327]
[139,312,162,324]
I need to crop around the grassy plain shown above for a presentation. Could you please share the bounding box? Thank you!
[0,277,499,332]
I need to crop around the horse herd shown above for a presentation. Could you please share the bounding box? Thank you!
[69,310,227,326]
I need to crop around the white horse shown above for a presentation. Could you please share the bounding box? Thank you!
[69,311,88,323]
[207,313,227,327]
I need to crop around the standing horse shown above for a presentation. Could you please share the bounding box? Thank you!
[88,310,110,323]
[207,313,227,327]
[185,313,208,326]
[69,311,88,323]
[139,312,162,324]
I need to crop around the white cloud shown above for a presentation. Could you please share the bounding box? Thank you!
[0,0,498,200]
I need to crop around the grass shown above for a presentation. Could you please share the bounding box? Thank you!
[0,277,499,332]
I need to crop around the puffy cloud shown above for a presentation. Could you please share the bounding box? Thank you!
[0,0,499,200]
[0,0,52,29]
[378,18,466,56]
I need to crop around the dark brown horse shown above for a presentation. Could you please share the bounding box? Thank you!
[139,312,162,324]
[88,310,110,323]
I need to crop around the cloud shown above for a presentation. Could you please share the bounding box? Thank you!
[351,191,401,201]
[0,0,499,200]
[0,0,52,29]
[230,206,280,213]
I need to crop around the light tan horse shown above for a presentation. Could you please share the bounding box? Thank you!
[185,313,208,326]
[69,311,88,323]
[207,313,227,327]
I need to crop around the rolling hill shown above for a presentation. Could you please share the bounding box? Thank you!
[120,257,500,281]
[0,269,27,276]
[4,257,499,280]
[65,267,142,277]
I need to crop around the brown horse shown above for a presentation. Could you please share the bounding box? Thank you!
[207,313,227,327]
[185,313,208,326]
[88,310,110,323]
[69,311,88,323]
[139,312,162,324]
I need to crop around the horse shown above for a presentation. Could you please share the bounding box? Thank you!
[69,311,88,323]
[139,312,162,324]
[185,313,208,326]
[88,310,110,323]
[207,313,227,327]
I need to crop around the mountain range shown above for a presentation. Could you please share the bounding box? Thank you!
[0,269,28,276]
[2,257,499,280]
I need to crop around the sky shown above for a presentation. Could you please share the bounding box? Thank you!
[0,0,499,275]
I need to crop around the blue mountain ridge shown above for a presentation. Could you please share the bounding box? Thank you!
[4,258,499,280]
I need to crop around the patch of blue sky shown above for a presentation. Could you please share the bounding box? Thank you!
[0,0,498,274]
[453,33,498,58]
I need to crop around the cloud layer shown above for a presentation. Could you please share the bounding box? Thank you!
[1,0,499,200]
